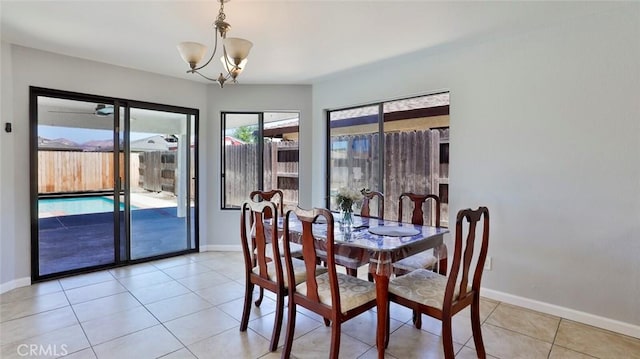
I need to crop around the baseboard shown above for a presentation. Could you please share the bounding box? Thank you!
[482,288,640,339]
[0,277,31,294]
[200,244,242,252]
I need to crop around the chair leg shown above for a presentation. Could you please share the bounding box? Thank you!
[329,321,341,359]
[255,287,264,307]
[471,297,486,358]
[412,310,422,329]
[282,301,297,359]
[240,282,254,331]
[441,316,455,359]
[269,290,285,352]
[346,268,357,277]
[367,272,374,282]
[323,318,331,327]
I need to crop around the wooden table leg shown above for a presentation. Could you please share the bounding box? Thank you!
[371,252,392,359]
[375,272,389,359]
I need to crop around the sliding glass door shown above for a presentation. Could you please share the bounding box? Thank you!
[35,96,118,276]
[31,88,198,280]
[128,106,195,260]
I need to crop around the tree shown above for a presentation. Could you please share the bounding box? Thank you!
[234,125,257,143]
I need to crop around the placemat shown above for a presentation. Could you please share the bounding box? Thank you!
[368,226,419,237]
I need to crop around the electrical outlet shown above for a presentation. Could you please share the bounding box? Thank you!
[484,256,492,271]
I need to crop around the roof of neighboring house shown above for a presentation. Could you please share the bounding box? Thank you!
[224,136,245,146]
[130,135,177,151]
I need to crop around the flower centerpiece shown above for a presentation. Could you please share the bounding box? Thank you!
[335,187,363,230]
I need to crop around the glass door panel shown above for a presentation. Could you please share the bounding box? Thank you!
[128,107,193,259]
[262,112,299,207]
[382,93,450,226]
[327,105,381,212]
[222,113,260,209]
[36,96,117,276]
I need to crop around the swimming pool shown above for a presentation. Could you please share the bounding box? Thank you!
[39,197,135,217]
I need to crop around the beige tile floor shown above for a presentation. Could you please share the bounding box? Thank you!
[1,251,639,359]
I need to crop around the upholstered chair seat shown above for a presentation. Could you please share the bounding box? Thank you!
[252,257,326,288]
[296,272,376,314]
[392,251,438,273]
[389,268,461,311]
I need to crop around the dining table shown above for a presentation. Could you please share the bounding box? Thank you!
[279,212,450,359]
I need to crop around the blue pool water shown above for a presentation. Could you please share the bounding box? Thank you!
[39,197,134,217]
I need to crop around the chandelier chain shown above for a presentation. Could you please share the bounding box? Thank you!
[217,1,226,23]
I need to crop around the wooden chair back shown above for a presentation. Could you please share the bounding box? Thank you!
[445,207,490,309]
[240,200,283,283]
[361,190,384,220]
[239,199,290,352]
[250,189,284,217]
[398,192,441,227]
[282,207,340,315]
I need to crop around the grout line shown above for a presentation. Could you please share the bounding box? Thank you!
[548,318,563,359]
[60,284,98,359]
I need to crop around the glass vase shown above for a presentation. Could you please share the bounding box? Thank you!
[340,209,354,233]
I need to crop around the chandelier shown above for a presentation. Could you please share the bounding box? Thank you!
[177,0,253,88]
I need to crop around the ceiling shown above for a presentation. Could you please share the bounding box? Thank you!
[0,1,619,85]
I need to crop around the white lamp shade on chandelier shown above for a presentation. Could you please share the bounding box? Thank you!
[177,42,208,67]
[222,38,253,65]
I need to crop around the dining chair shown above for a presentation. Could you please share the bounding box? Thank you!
[385,207,490,359]
[281,207,377,359]
[394,192,444,275]
[239,199,327,352]
[250,190,304,257]
[360,190,385,219]
[249,189,303,306]
[394,192,445,328]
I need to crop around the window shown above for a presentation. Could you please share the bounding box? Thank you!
[326,93,450,226]
[222,111,300,209]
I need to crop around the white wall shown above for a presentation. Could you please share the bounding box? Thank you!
[0,41,20,291]
[0,44,209,288]
[312,5,640,331]
[203,84,312,249]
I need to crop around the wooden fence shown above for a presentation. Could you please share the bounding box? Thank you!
[224,141,299,208]
[138,151,175,192]
[38,150,138,194]
[330,128,449,226]
[137,149,196,199]
[38,151,122,193]
[223,129,448,225]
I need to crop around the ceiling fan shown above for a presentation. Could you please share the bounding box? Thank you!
[48,104,114,117]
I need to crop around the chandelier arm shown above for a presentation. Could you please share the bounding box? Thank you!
[191,69,222,82]
[191,30,220,72]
